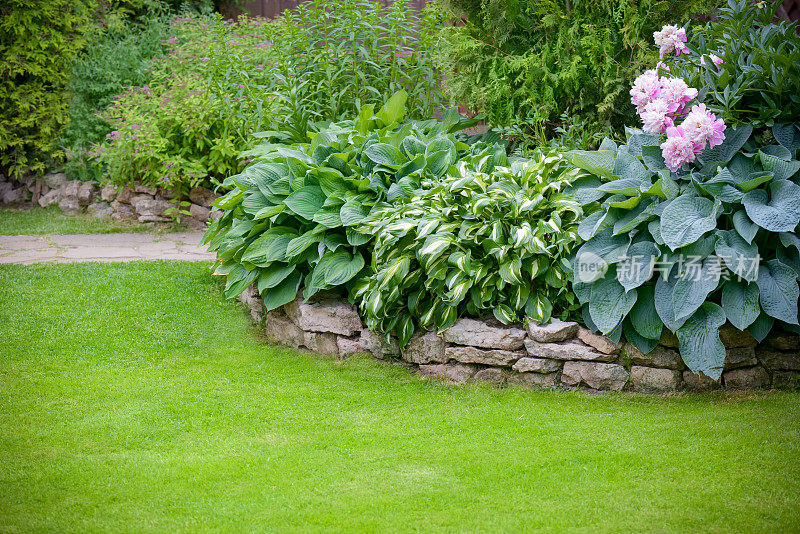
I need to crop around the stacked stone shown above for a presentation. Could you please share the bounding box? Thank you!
[237,289,800,393]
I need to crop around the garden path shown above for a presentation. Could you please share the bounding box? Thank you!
[0,232,213,264]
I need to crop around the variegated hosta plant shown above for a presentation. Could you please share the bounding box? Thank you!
[203,91,495,310]
[568,123,800,380]
[355,150,585,346]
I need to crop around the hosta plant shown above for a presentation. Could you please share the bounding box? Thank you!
[356,150,584,346]
[203,91,491,309]
[568,123,800,380]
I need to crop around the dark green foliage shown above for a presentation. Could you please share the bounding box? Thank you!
[0,0,96,177]
[436,0,720,144]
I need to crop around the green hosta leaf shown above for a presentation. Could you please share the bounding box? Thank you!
[364,143,406,166]
[426,137,457,165]
[376,89,408,126]
[284,185,325,220]
[396,314,415,348]
[346,227,371,246]
[324,249,365,286]
[732,210,759,244]
[493,303,515,324]
[241,227,299,266]
[742,180,800,232]
[568,150,615,178]
[660,196,720,251]
[340,199,368,226]
[257,263,295,291]
[672,256,722,321]
[588,267,637,334]
[756,259,800,324]
[499,256,523,285]
[721,280,760,330]
[224,265,259,299]
[676,302,727,380]
[426,150,451,177]
[525,294,553,324]
[312,207,343,228]
[286,228,324,257]
[715,230,759,282]
[629,284,662,340]
[261,270,302,311]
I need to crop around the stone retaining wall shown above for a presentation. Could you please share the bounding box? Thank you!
[237,287,800,393]
[0,173,217,228]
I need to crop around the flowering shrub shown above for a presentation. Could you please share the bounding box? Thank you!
[566,15,800,380]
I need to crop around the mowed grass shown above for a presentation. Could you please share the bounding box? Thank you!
[0,206,187,235]
[1,262,799,533]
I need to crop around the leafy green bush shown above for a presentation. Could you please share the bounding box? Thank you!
[436,0,719,143]
[568,123,800,380]
[357,150,583,345]
[203,92,488,306]
[0,0,95,177]
[671,0,800,130]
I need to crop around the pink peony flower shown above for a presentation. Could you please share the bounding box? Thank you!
[680,104,726,153]
[654,25,689,57]
[659,77,698,112]
[661,126,697,171]
[700,53,724,71]
[630,70,662,112]
[640,99,678,134]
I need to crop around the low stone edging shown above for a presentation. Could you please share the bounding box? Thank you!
[0,172,217,228]
[237,287,800,393]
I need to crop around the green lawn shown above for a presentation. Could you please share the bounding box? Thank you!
[1,262,799,533]
[0,206,186,235]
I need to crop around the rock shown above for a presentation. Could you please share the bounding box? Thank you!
[189,186,217,207]
[444,346,522,367]
[189,203,211,221]
[772,371,800,389]
[724,347,757,370]
[337,336,368,357]
[659,329,679,349]
[622,344,683,370]
[507,371,559,389]
[561,361,629,391]
[76,182,96,205]
[757,349,800,371]
[100,184,118,202]
[237,284,263,324]
[264,310,304,348]
[17,174,34,187]
[402,330,447,364]
[131,196,172,218]
[210,210,223,222]
[577,326,622,354]
[110,202,135,221]
[512,357,561,374]
[284,298,362,336]
[442,318,526,350]
[134,184,158,195]
[359,328,400,359]
[2,187,27,204]
[87,201,113,218]
[43,172,67,189]
[303,331,339,356]
[766,333,800,351]
[137,215,170,223]
[682,371,719,392]
[0,182,11,198]
[719,324,757,348]
[38,188,60,208]
[58,196,81,214]
[418,362,477,384]
[631,366,682,393]
[115,186,135,204]
[160,187,180,200]
[525,318,578,343]
[474,368,506,385]
[524,339,615,362]
[723,366,770,390]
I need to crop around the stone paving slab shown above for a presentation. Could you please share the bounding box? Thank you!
[0,232,214,264]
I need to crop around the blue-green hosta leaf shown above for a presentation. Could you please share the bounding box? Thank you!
[748,312,775,343]
[575,228,630,265]
[628,284,662,340]
[721,280,761,330]
[578,209,613,241]
[715,230,759,281]
[743,180,800,232]
[654,275,689,331]
[224,264,259,299]
[676,302,727,380]
[284,185,325,220]
[613,199,655,235]
[312,207,343,228]
[261,270,302,311]
[644,173,679,200]
[257,263,295,291]
[568,150,616,179]
[660,195,720,251]
[671,256,722,321]
[286,227,325,258]
[565,176,605,205]
[624,319,660,354]
[241,227,299,265]
[773,123,800,152]
[588,267,638,334]
[697,125,752,166]
[324,249,365,286]
[736,171,774,193]
[756,259,800,324]
[364,143,406,166]
[525,293,553,324]
[616,241,659,292]
[598,178,646,196]
[732,210,759,244]
[648,219,664,245]
[641,145,668,172]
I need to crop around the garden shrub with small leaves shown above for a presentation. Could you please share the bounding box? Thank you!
[356,150,584,346]
[203,92,492,309]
